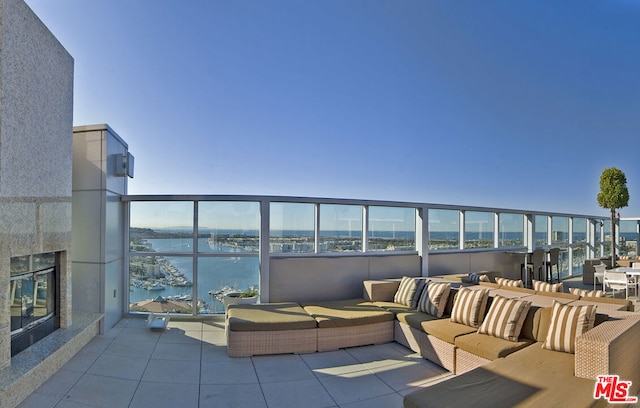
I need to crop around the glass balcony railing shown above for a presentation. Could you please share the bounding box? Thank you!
[124,195,610,315]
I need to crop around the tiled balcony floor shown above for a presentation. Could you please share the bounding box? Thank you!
[16,318,452,408]
[15,276,638,408]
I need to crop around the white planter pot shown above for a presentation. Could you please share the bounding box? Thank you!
[222,294,258,308]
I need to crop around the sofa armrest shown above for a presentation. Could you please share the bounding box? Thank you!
[575,315,640,394]
[363,280,399,302]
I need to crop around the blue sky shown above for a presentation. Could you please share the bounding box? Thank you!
[26,0,640,217]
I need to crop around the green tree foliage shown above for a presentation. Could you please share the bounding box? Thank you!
[597,167,629,266]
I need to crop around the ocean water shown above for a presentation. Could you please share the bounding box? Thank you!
[129,238,259,313]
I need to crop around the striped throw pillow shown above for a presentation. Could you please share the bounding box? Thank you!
[496,278,524,288]
[411,279,429,309]
[450,288,489,328]
[495,277,524,288]
[477,295,532,341]
[416,282,451,318]
[533,280,563,292]
[568,288,605,298]
[466,273,490,284]
[394,276,418,306]
[542,300,596,354]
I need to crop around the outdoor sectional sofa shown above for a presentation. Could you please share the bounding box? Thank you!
[225,275,640,407]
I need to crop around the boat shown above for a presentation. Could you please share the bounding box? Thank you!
[147,283,166,291]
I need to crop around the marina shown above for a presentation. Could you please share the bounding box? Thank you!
[128,236,259,314]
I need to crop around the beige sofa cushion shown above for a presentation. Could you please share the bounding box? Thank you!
[301,298,394,328]
[227,302,317,331]
[450,287,489,328]
[396,310,439,331]
[574,296,631,311]
[421,318,476,344]
[370,301,414,314]
[542,300,596,353]
[519,306,543,341]
[499,285,536,295]
[455,332,533,360]
[477,295,532,342]
[505,341,575,376]
[404,358,602,408]
[535,290,579,300]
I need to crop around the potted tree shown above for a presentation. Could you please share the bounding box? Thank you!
[597,167,629,267]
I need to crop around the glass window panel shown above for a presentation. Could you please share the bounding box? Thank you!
[603,220,612,245]
[558,248,569,279]
[552,217,569,244]
[10,260,56,334]
[10,253,57,276]
[465,211,494,249]
[572,245,586,276]
[535,215,548,247]
[319,204,362,252]
[594,219,602,243]
[572,218,587,244]
[270,202,315,253]
[198,257,260,314]
[601,219,613,257]
[129,255,194,314]
[32,253,56,271]
[368,207,416,252]
[619,220,638,257]
[130,201,194,252]
[10,279,23,332]
[428,209,459,250]
[33,271,54,318]
[198,201,260,253]
[498,213,524,248]
[13,276,35,329]
[10,256,30,276]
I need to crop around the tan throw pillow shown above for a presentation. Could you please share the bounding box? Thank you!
[542,300,596,354]
[477,295,532,342]
[569,288,605,298]
[533,280,563,292]
[416,282,451,318]
[450,288,489,328]
[394,276,418,306]
[495,277,524,288]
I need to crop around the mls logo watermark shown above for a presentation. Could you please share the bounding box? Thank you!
[594,375,638,404]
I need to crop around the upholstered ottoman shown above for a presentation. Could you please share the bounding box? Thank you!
[301,298,395,351]
[226,302,317,357]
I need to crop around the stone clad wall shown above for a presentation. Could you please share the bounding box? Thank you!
[0,0,74,371]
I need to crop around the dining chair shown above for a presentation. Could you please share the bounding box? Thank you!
[545,248,561,283]
[593,264,606,291]
[526,249,545,286]
[603,270,635,299]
